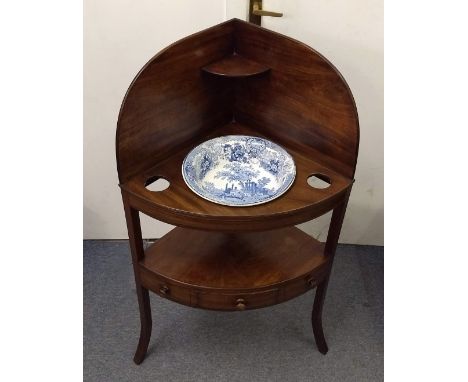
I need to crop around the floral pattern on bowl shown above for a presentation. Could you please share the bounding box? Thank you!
[182,135,296,206]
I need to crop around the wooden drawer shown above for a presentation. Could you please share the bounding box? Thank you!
[279,263,331,302]
[139,266,193,307]
[193,288,280,311]
[139,261,330,311]
[141,265,279,311]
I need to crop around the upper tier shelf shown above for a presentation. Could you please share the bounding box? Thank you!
[120,122,353,232]
[202,53,270,78]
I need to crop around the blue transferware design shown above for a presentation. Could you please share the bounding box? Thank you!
[182,135,296,207]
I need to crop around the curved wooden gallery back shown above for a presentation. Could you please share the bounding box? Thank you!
[116,18,359,185]
[116,19,360,363]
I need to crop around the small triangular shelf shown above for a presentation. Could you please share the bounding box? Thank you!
[202,53,270,77]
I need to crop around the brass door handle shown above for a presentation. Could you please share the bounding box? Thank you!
[252,7,283,18]
[249,1,283,25]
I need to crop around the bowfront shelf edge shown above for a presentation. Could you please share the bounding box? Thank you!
[139,227,330,311]
[120,122,353,232]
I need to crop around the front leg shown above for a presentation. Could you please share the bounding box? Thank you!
[312,277,330,354]
[311,188,351,354]
[133,286,152,364]
[122,194,153,364]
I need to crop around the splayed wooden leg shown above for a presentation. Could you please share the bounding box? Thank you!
[133,286,152,364]
[122,193,153,364]
[312,278,330,354]
[311,188,351,354]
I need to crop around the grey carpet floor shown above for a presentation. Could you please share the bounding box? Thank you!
[84,240,383,382]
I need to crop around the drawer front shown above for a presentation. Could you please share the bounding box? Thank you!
[139,262,331,311]
[194,288,280,311]
[139,267,193,307]
[280,263,331,302]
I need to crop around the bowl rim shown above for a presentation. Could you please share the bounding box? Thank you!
[181,134,297,207]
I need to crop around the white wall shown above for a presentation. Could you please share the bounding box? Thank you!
[84,0,383,245]
[84,0,226,239]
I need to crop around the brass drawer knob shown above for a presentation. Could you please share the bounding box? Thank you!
[236,298,246,310]
[159,285,169,296]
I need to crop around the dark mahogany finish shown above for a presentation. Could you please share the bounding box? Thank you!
[202,53,270,77]
[139,226,330,311]
[121,122,353,232]
[117,19,359,363]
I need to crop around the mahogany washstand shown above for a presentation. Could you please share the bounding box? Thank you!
[116,19,359,364]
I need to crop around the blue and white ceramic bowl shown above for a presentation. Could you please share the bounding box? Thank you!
[182,135,296,207]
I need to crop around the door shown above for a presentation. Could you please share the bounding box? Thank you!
[226,0,384,245]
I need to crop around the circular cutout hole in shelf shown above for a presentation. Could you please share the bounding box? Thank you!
[145,176,170,192]
[307,174,331,189]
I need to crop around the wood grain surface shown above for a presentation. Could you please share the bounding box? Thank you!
[121,122,353,231]
[202,53,270,77]
[139,226,330,311]
[117,18,359,362]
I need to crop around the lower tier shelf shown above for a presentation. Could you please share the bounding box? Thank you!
[139,226,330,311]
